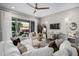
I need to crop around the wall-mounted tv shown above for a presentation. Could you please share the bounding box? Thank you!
[50,23,60,29]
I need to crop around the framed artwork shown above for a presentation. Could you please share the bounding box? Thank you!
[50,23,60,29]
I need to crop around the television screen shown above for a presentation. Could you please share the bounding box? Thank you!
[50,23,60,29]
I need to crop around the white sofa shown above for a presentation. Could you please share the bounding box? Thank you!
[2,39,54,56]
[22,46,54,56]
[53,40,78,56]
[0,38,35,56]
[53,49,69,56]
[0,39,78,56]
[4,40,21,56]
[0,40,21,56]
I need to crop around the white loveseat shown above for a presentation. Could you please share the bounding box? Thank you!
[0,40,21,56]
[53,40,78,56]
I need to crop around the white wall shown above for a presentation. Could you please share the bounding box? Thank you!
[0,10,39,41]
[40,7,79,35]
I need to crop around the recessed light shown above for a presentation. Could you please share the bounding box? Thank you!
[11,6,15,9]
[65,17,70,24]
[45,21,48,24]
[65,18,69,22]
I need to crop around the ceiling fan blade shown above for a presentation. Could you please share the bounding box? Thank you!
[35,3,38,9]
[33,9,37,13]
[37,7,49,9]
[27,3,35,9]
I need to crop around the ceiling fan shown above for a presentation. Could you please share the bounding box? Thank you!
[27,3,49,13]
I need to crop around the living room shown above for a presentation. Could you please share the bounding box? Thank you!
[0,3,79,56]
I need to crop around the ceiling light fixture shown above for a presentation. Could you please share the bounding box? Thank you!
[11,6,15,9]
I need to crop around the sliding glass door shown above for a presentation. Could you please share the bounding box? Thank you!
[0,18,2,41]
[12,17,35,37]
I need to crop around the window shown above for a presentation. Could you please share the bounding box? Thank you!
[12,17,35,37]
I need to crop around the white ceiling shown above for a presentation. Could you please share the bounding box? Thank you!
[0,3,79,18]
